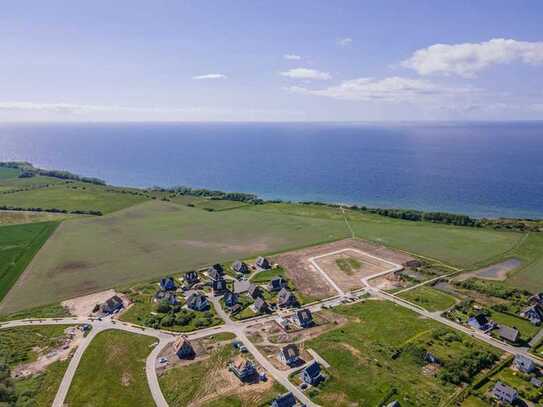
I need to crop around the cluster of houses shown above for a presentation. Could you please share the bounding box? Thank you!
[490,354,542,404]
[467,313,520,343]
[520,292,543,325]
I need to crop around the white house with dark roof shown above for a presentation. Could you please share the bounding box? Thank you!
[232,260,249,274]
[256,256,271,269]
[492,381,518,404]
[513,354,535,373]
[278,344,300,366]
[294,309,314,328]
[277,288,297,308]
[187,292,209,311]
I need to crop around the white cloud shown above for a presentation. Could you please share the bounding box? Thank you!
[280,68,331,80]
[283,54,301,60]
[337,37,352,47]
[192,73,227,80]
[402,38,543,77]
[285,76,475,102]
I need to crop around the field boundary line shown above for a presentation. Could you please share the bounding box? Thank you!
[340,207,356,238]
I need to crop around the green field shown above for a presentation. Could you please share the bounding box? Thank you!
[0,167,20,180]
[251,203,524,268]
[66,329,155,407]
[304,300,501,406]
[0,221,59,303]
[398,285,458,312]
[0,200,348,313]
[0,210,75,225]
[503,233,543,291]
[0,181,148,214]
[159,343,284,406]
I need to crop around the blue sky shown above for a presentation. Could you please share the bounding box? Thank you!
[1,0,542,121]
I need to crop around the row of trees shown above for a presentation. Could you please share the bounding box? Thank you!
[0,161,106,185]
[151,186,263,204]
[0,205,102,216]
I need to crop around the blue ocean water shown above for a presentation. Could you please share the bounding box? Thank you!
[0,122,542,219]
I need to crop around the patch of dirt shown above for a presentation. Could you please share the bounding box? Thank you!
[11,326,83,378]
[455,258,522,282]
[56,261,93,274]
[62,289,126,317]
[121,371,132,386]
[275,238,413,295]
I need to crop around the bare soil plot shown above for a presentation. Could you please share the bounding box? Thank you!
[275,238,413,295]
[61,289,126,318]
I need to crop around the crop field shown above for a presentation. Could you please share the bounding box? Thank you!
[0,182,148,214]
[251,204,524,268]
[66,329,156,407]
[398,285,458,312]
[0,221,59,303]
[0,210,74,225]
[0,200,349,313]
[304,300,501,406]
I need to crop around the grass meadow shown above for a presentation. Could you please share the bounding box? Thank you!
[66,330,156,407]
[304,300,501,406]
[398,285,458,312]
[0,221,59,303]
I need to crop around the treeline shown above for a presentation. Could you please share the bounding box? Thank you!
[151,186,263,204]
[0,205,102,216]
[0,162,106,185]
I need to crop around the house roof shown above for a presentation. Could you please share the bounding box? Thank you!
[492,381,517,398]
[471,314,489,325]
[174,336,193,352]
[213,278,227,290]
[256,256,270,267]
[280,344,299,359]
[296,309,313,323]
[497,325,519,342]
[304,361,321,378]
[233,260,249,272]
[514,354,533,366]
[234,280,250,294]
[254,297,268,311]
[184,271,198,279]
[386,402,400,407]
[103,295,123,310]
[232,356,253,370]
[187,292,206,306]
[273,392,296,407]
[248,284,261,296]
[278,288,295,305]
[208,268,222,281]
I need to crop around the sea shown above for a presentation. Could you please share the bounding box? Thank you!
[0,122,542,219]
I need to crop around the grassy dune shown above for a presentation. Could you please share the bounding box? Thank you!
[66,330,155,407]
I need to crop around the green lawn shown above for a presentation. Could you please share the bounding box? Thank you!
[66,330,156,407]
[398,285,458,312]
[0,221,59,303]
[489,310,540,342]
[0,200,349,313]
[304,300,501,407]
[249,267,286,283]
[0,182,148,214]
[461,396,490,406]
[159,343,284,406]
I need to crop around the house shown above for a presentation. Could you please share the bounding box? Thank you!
[187,292,209,311]
[497,325,519,343]
[277,288,297,308]
[232,260,249,274]
[492,381,518,404]
[248,284,262,299]
[183,271,199,286]
[521,304,543,325]
[208,267,223,282]
[268,277,286,292]
[278,344,299,366]
[301,361,323,385]
[531,377,542,388]
[100,295,124,314]
[529,292,543,305]
[386,402,400,407]
[234,279,250,294]
[424,352,440,364]
[230,304,242,315]
[513,354,535,373]
[174,336,194,359]
[229,357,256,382]
[224,290,238,307]
[256,256,271,270]
[467,314,494,331]
[253,297,269,314]
[271,392,296,407]
[160,277,177,291]
[212,278,228,296]
[294,309,314,328]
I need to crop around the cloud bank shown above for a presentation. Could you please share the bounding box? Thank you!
[402,38,543,77]
[192,73,228,80]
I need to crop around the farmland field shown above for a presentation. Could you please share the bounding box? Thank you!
[66,329,155,407]
[0,221,59,303]
[398,285,458,312]
[0,167,20,180]
[251,204,524,268]
[0,200,349,313]
[0,182,148,214]
[503,233,543,291]
[304,300,501,406]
